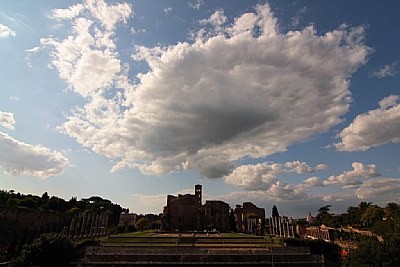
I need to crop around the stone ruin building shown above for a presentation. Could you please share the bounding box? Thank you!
[234,202,265,234]
[161,184,231,232]
[161,185,267,234]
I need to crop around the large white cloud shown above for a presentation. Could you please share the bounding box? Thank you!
[0,24,16,38]
[323,162,380,188]
[50,3,84,19]
[0,111,69,178]
[42,0,131,97]
[224,161,325,195]
[336,95,400,151]
[47,2,369,177]
[0,132,69,178]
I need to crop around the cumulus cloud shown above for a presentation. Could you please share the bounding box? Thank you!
[199,10,227,27]
[50,3,84,19]
[41,0,131,97]
[0,24,16,38]
[0,111,16,130]
[369,61,398,78]
[0,132,69,178]
[224,161,326,189]
[336,95,400,151]
[224,161,326,195]
[357,178,400,203]
[46,3,369,177]
[323,162,380,188]
[224,163,278,190]
[196,155,236,178]
[303,176,322,187]
[0,111,69,178]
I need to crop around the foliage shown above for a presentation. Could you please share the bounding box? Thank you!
[343,202,371,228]
[0,190,124,226]
[136,218,150,231]
[316,205,333,226]
[282,237,341,264]
[360,206,384,229]
[67,207,81,214]
[114,223,137,233]
[385,203,400,221]
[10,233,75,267]
[345,234,400,267]
[150,220,161,230]
[18,197,40,209]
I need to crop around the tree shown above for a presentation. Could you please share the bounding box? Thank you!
[345,234,400,267]
[316,205,333,226]
[41,192,49,203]
[272,205,280,217]
[6,197,18,208]
[48,196,68,212]
[360,206,384,229]
[135,218,150,231]
[10,233,75,267]
[345,236,384,267]
[385,202,400,222]
[18,197,39,209]
[383,233,400,266]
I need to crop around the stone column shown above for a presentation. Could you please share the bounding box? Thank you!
[271,217,275,235]
[68,214,77,238]
[278,217,282,237]
[89,213,96,236]
[80,213,87,237]
[285,220,290,237]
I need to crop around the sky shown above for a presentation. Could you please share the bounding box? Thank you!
[1,0,399,217]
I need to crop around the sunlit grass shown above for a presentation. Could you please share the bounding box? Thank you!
[100,231,283,247]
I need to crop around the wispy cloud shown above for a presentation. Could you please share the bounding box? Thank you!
[189,0,204,10]
[163,7,172,15]
[369,61,398,78]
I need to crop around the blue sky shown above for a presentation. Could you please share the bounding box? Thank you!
[1,0,399,217]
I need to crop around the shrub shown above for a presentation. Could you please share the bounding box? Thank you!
[10,233,75,267]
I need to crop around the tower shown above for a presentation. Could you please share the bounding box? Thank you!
[195,184,202,205]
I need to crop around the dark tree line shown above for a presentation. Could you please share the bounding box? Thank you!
[315,202,400,235]
[0,190,123,225]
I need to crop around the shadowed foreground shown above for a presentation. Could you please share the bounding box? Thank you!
[73,232,324,266]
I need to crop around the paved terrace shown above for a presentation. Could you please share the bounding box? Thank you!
[74,232,324,266]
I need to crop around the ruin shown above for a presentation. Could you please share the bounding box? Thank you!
[234,202,265,234]
[161,184,230,231]
[161,185,269,233]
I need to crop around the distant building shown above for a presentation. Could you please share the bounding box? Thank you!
[305,225,335,242]
[204,200,230,231]
[234,202,265,234]
[161,185,230,232]
[306,212,315,224]
[267,215,295,237]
